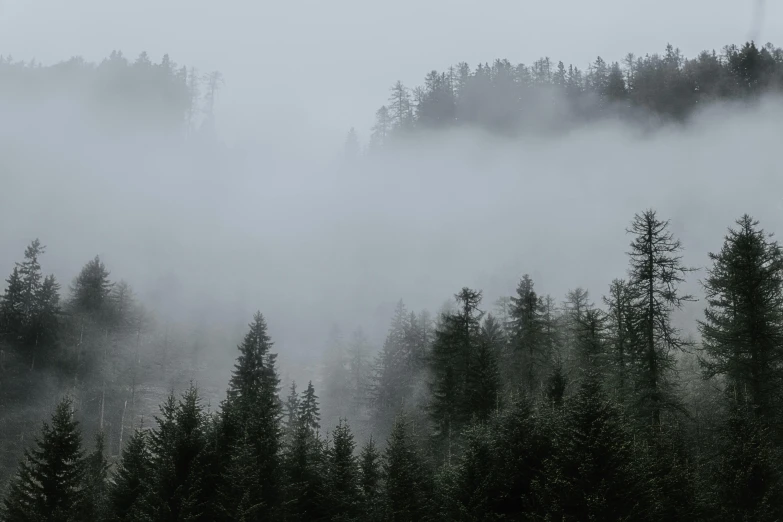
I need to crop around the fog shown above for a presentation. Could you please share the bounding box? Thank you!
[3,0,782,145]
[2,89,783,387]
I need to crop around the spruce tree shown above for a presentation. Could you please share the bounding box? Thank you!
[223,311,283,516]
[358,437,383,520]
[710,403,783,521]
[283,381,301,444]
[327,420,360,521]
[508,275,545,393]
[428,288,483,456]
[146,386,208,521]
[626,209,694,427]
[383,415,431,522]
[108,428,152,521]
[464,323,500,421]
[542,373,646,521]
[70,256,113,316]
[699,215,783,420]
[81,431,109,520]
[0,267,25,344]
[299,381,321,434]
[283,420,329,521]
[603,278,636,398]
[2,397,85,522]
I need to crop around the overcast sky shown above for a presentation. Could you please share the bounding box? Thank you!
[1,0,780,147]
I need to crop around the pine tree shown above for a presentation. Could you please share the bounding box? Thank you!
[428,288,484,456]
[224,311,283,516]
[464,323,500,422]
[146,386,208,521]
[710,403,783,521]
[283,420,329,521]
[603,278,636,398]
[0,267,25,344]
[70,256,113,316]
[358,437,383,520]
[574,307,608,377]
[508,275,546,394]
[2,397,86,522]
[383,415,431,522]
[699,215,783,420]
[542,373,646,521]
[284,381,301,444]
[108,428,152,521]
[299,381,321,435]
[81,431,109,520]
[327,420,360,521]
[626,209,694,427]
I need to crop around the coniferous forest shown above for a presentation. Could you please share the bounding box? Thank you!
[2,40,783,521]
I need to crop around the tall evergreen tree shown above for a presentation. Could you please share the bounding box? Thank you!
[223,311,282,516]
[326,420,360,521]
[508,275,545,394]
[358,437,383,520]
[81,431,109,520]
[108,428,152,521]
[383,415,431,522]
[70,256,113,316]
[2,397,85,522]
[626,209,694,427]
[428,288,484,457]
[699,215,783,420]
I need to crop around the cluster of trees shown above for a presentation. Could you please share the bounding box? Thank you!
[0,52,222,134]
[0,241,221,489]
[368,40,783,145]
[5,209,783,520]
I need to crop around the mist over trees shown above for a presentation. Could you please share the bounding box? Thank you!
[368,41,783,144]
[2,40,783,520]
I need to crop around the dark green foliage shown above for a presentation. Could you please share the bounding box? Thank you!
[626,209,694,427]
[283,421,329,521]
[145,385,209,521]
[358,437,383,520]
[428,288,484,456]
[603,278,636,398]
[2,397,85,522]
[70,256,113,317]
[464,321,501,422]
[223,311,283,516]
[699,215,783,420]
[540,374,647,521]
[383,416,432,522]
[81,431,109,520]
[708,404,783,521]
[369,41,783,138]
[508,275,546,394]
[546,363,568,407]
[108,429,152,521]
[299,381,321,434]
[326,420,361,521]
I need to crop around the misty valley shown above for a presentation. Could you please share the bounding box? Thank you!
[1,38,783,522]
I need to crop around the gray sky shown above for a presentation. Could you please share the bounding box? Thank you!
[1,0,780,147]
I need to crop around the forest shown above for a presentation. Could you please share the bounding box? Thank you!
[1,40,783,521]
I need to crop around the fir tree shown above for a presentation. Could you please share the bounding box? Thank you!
[299,381,321,435]
[542,373,646,521]
[224,311,282,516]
[699,215,783,420]
[81,431,109,520]
[326,420,360,521]
[429,288,483,455]
[108,428,152,521]
[2,397,85,522]
[508,275,545,394]
[383,415,431,522]
[358,437,383,520]
[70,256,113,316]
